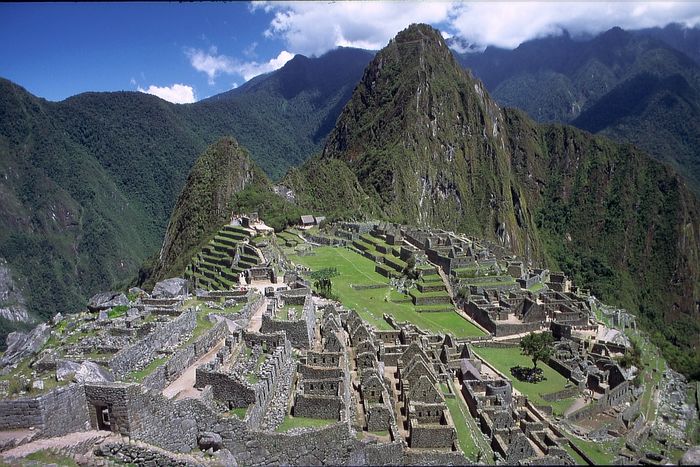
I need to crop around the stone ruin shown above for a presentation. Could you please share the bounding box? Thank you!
[0,221,689,466]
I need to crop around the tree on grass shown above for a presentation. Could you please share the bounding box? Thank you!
[520,332,554,369]
[617,337,642,369]
[403,254,420,280]
[310,267,339,299]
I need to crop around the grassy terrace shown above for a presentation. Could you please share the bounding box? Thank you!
[562,442,589,465]
[127,356,167,383]
[444,383,483,460]
[276,415,335,432]
[289,246,484,337]
[566,435,622,465]
[472,346,573,415]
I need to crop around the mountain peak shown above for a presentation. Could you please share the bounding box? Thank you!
[394,23,444,43]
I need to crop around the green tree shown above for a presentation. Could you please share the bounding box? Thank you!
[520,332,554,369]
[311,267,339,299]
[403,254,420,280]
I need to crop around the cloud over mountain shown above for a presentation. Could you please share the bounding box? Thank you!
[185,46,294,83]
[137,83,196,104]
[257,1,700,55]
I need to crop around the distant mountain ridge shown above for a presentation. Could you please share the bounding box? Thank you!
[454,25,700,196]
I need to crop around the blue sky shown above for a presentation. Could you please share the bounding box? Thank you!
[2,2,700,103]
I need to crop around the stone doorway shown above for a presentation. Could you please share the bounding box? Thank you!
[94,404,113,431]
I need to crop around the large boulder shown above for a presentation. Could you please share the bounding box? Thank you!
[681,446,700,465]
[73,361,114,384]
[0,323,51,370]
[56,360,114,383]
[88,292,129,312]
[152,278,189,298]
[56,359,82,381]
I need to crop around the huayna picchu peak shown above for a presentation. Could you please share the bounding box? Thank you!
[287,23,700,376]
[1,13,700,467]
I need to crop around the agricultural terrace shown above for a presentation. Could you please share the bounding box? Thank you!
[287,246,485,338]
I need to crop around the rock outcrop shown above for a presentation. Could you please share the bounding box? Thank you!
[88,292,129,312]
[0,323,50,371]
[152,278,189,298]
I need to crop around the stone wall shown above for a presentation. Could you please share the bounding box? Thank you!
[410,293,452,306]
[195,368,256,407]
[540,386,580,402]
[84,382,138,435]
[236,295,266,322]
[127,389,200,453]
[109,310,197,378]
[546,357,573,380]
[260,315,309,349]
[293,394,341,419]
[95,442,203,467]
[365,402,392,431]
[0,383,89,436]
[297,364,344,380]
[41,383,90,437]
[246,342,293,430]
[565,382,633,423]
[409,420,455,448]
[464,303,496,334]
[0,395,42,431]
[141,320,228,391]
[260,295,315,349]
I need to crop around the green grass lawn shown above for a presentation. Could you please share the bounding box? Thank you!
[229,406,249,419]
[25,450,78,466]
[566,435,622,465]
[276,415,335,432]
[128,356,167,382]
[561,442,589,465]
[444,392,479,459]
[472,346,570,411]
[289,247,484,337]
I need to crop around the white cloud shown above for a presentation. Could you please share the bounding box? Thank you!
[243,41,258,58]
[260,1,453,56]
[448,2,700,49]
[185,47,294,83]
[137,83,196,104]
[257,1,700,55]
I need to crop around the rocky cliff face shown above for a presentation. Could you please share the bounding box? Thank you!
[0,258,31,323]
[286,24,700,376]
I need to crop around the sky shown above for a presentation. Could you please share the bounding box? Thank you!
[2,1,700,104]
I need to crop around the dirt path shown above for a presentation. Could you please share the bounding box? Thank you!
[0,429,33,444]
[565,396,589,417]
[247,297,268,332]
[162,339,225,400]
[1,430,114,459]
